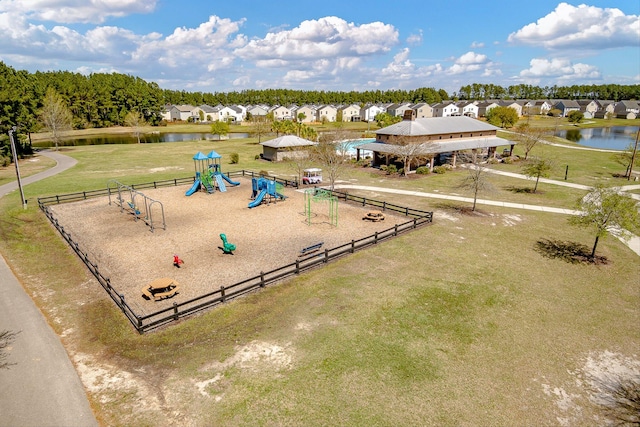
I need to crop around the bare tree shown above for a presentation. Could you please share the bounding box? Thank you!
[513,123,552,160]
[124,110,147,143]
[392,137,430,176]
[250,115,271,143]
[458,150,495,211]
[0,330,19,369]
[40,87,72,151]
[311,129,356,191]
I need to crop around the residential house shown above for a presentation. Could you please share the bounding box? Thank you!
[246,105,269,119]
[160,105,172,121]
[476,101,500,118]
[168,104,197,121]
[386,102,413,117]
[411,103,433,118]
[432,102,460,117]
[316,105,337,122]
[292,105,317,123]
[614,100,640,118]
[339,104,361,122]
[498,100,523,117]
[456,101,479,118]
[360,104,385,122]
[193,104,218,122]
[270,105,292,121]
[577,100,599,118]
[528,100,552,116]
[594,101,616,119]
[552,100,581,117]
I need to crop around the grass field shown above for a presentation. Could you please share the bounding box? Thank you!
[1,130,639,426]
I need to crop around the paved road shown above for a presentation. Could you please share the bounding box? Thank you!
[0,150,97,427]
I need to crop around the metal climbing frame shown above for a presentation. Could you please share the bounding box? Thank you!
[304,188,338,227]
[107,180,166,232]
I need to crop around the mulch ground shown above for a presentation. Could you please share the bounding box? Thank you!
[48,177,408,314]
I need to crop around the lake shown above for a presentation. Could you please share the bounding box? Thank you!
[33,132,251,147]
[554,126,639,150]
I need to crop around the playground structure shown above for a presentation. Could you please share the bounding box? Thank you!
[304,188,338,227]
[219,233,236,254]
[186,150,240,196]
[248,177,286,208]
[108,180,166,232]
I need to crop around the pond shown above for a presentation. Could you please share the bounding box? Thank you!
[33,132,251,147]
[554,126,639,150]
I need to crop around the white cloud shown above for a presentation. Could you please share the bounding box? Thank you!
[0,0,157,24]
[234,16,398,61]
[518,57,601,83]
[446,51,490,75]
[470,41,484,49]
[380,48,442,81]
[406,30,423,45]
[508,2,639,50]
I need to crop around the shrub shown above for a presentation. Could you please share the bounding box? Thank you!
[398,168,404,176]
[0,155,10,167]
[433,165,447,174]
[254,154,260,160]
[230,153,239,164]
[259,170,270,177]
[416,166,431,175]
[385,164,397,175]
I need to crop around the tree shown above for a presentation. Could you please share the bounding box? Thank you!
[485,106,519,128]
[567,110,584,123]
[612,142,636,178]
[568,185,640,259]
[374,112,402,129]
[392,137,430,176]
[40,87,72,151]
[0,330,19,370]
[458,150,495,211]
[210,120,229,139]
[311,129,356,191]
[522,156,553,193]
[124,110,147,143]
[513,123,552,160]
[249,115,270,143]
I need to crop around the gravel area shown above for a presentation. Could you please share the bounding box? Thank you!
[48,177,407,314]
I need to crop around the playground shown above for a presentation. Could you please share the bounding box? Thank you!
[47,175,408,314]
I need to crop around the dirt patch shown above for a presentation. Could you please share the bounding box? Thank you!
[48,177,409,315]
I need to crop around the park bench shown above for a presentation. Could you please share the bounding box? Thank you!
[141,277,181,301]
[299,242,324,257]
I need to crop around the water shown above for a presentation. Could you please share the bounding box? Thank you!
[554,126,639,150]
[33,132,250,147]
[339,138,375,156]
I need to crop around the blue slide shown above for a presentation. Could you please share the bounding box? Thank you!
[248,189,267,208]
[219,173,240,186]
[185,179,200,196]
[215,174,227,192]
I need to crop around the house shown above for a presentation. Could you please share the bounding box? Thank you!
[386,102,413,117]
[476,101,500,117]
[316,105,337,122]
[360,104,386,122]
[577,100,599,117]
[216,105,242,123]
[168,104,197,121]
[432,102,459,117]
[552,100,581,117]
[593,101,616,119]
[192,104,218,122]
[498,100,523,117]
[356,113,514,172]
[246,105,269,119]
[160,105,172,121]
[292,105,317,123]
[270,105,292,121]
[260,135,317,161]
[411,103,433,118]
[339,104,361,122]
[614,100,640,115]
[456,101,479,118]
[528,100,553,116]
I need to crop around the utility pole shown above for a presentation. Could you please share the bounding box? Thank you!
[8,126,27,209]
[628,128,639,181]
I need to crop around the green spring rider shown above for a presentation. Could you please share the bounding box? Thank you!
[219,233,236,254]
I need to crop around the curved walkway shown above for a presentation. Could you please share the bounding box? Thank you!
[0,150,97,427]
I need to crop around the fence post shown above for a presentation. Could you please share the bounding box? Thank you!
[394,224,398,236]
[220,286,226,302]
[362,198,366,207]
[383,201,386,211]
[119,293,125,306]
[260,271,265,287]
[173,302,179,320]
[374,231,378,244]
[351,240,355,253]
[406,207,409,216]
[295,259,300,274]
[324,249,329,263]
[414,218,417,228]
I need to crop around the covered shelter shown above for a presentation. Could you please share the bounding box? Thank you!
[356,112,515,171]
[260,135,317,162]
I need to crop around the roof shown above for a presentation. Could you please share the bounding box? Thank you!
[358,136,511,156]
[261,135,317,148]
[376,116,500,137]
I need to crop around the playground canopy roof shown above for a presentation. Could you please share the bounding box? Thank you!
[193,151,208,160]
[260,135,317,148]
[207,150,221,159]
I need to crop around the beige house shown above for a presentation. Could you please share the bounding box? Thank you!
[270,105,292,120]
[293,105,316,123]
[316,105,337,122]
[412,103,433,118]
[260,135,317,161]
[357,113,514,172]
[339,104,361,122]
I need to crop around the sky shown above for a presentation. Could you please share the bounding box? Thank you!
[0,0,638,95]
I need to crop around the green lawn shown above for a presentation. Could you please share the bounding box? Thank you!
[0,135,638,426]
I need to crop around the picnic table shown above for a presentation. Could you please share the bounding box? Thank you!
[141,277,181,301]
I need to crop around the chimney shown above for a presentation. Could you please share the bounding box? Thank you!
[403,109,416,121]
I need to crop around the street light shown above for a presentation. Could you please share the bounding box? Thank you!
[8,126,27,209]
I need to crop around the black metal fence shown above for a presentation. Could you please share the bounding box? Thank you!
[38,171,432,333]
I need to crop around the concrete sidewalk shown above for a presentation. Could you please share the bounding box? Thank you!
[0,150,97,427]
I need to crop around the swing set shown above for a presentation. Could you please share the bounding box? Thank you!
[107,180,166,232]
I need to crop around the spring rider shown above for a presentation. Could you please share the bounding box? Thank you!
[219,233,236,254]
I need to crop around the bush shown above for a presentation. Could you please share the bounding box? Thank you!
[230,153,239,164]
[259,170,270,177]
[433,165,447,174]
[398,168,404,176]
[254,154,260,160]
[385,164,397,175]
[416,166,431,175]
[0,155,10,167]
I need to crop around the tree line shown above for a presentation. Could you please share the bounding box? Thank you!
[456,82,640,101]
